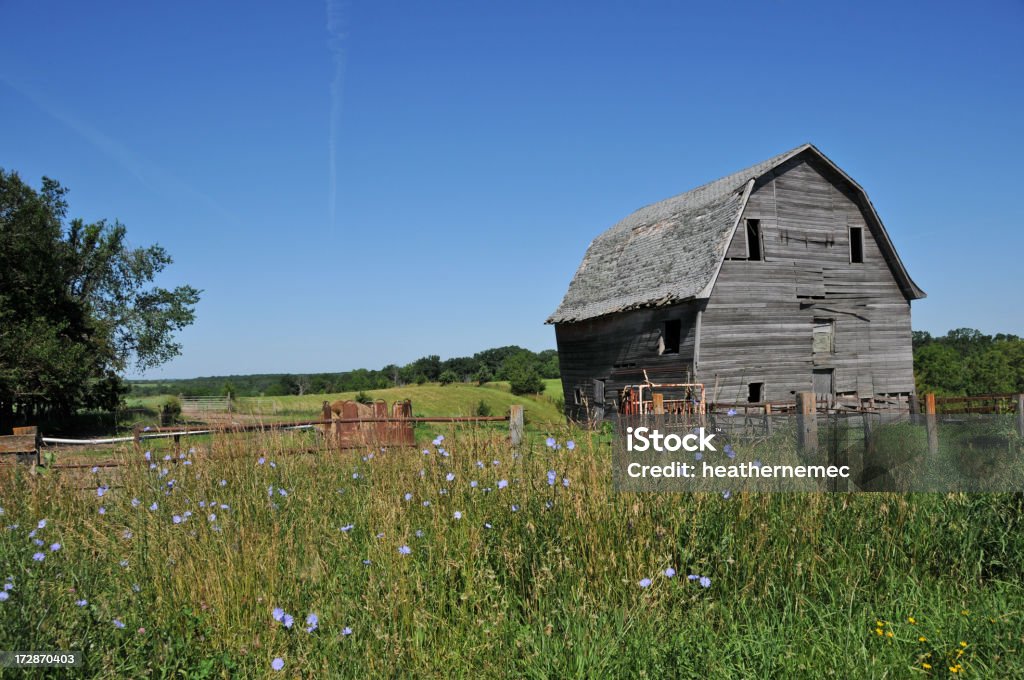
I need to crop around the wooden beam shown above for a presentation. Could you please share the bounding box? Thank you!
[925,393,939,456]
[509,405,524,449]
[796,391,817,456]
[1017,394,1024,439]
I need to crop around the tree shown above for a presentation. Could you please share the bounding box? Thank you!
[504,352,545,396]
[0,170,200,423]
[438,369,458,385]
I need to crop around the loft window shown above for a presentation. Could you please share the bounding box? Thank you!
[573,387,584,405]
[746,219,762,261]
[812,318,835,353]
[660,320,681,355]
[748,382,763,403]
[849,226,863,263]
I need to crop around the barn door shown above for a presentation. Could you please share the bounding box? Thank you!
[813,369,834,407]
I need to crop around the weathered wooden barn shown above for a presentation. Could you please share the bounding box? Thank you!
[547,143,925,421]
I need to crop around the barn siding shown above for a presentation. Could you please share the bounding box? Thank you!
[555,302,700,421]
[698,156,915,403]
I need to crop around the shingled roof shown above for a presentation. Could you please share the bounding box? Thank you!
[546,143,923,324]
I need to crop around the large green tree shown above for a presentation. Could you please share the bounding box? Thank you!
[0,170,200,422]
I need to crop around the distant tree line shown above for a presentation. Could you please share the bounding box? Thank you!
[913,328,1024,396]
[130,346,559,398]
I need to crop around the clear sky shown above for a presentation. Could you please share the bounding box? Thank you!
[2,1,1022,379]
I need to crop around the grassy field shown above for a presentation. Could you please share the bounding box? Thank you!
[2,423,1022,677]
[125,380,566,427]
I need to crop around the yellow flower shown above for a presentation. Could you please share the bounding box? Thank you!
[959,641,967,648]
[919,636,928,642]
[886,631,894,638]
[961,610,970,616]
[875,620,884,627]
[950,667,958,673]
[875,628,883,636]
[922,663,931,670]
[908,616,916,624]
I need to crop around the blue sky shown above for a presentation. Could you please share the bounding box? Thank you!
[2,1,1022,379]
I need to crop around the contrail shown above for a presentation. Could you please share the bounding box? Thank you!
[326,0,347,231]
[0,74,239,226]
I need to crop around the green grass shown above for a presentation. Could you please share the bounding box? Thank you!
[2,427,1022,677]
[123,381,566,427]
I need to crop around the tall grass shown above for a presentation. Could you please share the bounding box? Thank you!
[1,427,1021,677]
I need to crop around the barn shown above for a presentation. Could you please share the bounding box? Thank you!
[547,143,925,422]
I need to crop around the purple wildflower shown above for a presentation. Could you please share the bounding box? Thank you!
[305,613,319,632]
[271,658,284,671]
[453,511,462,520]
[566,440,576,450]
[272,608,285,622]
[700,576,711,588]
[497,479,508,489]
[639,578,652,588]
[398,545,411,555]
[664,568,676,578]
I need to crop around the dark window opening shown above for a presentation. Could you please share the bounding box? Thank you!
[746,219,762,261]
[748,382,763,403]
[850,226,863,263]
[573,387,584,405]
[661,320,681,355]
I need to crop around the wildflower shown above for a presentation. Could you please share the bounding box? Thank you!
[271,658,284,671]
[376,532,384,539]
[172,515,183,524]
[476,460,484,468]
[639,578,652,588]
[99,507,107,514]
[342,626,353,636]
[562,478,570,488]
[727,408,737,416]
[37,520,47,529]
[269,461,276,468]
[29,529,36,538]
[422,449,431,456]
[131,498,140,507]
[751,460,762,468]
[91,466,99,473]
[546,437,556,448]
[664,568,676,578]
[404,493,413,501]
[119,560,129,568]
[144,451,151,461]
[918,636,927,642]
[123,530,133,539]
[257,457,265,465]
[922,663,931,670]
[33,538,44,546]
[398,545,411,555]
[498,479,508,489]
[547,470,556,485]
[886,631,894,638]
[183,511,192,518]
[352,473,359,480]
[722,490,731,500]
[960,641,967,648]
[699,576,711,588]
[724,444,735,459]
[163,455,171,462]
[75,599,88,607]
[282,614,293,629]
[278,488,287,497]
[422,501,431,507]
[208,514,217,522]
[908,616,916,624]
[220,479,227,487]
[484,522,492,529]
[149,502,158,511]
[113,619,125,628]
[50,543,60,552]
[470,481,478,488]
[272,607,285,622]
[432,435,444,446]
[0,592,8,601]
[453,511,462,520]
[492,460,500,466]
[415,530,424,538]
[567,440,576,450]
[340,524,353,532]
[445,473,455,482]
[511,504,519,512]
[132,584,140,592]
[305,613,319,633]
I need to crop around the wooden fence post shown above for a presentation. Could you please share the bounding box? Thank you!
[764,402,773,436]
[1017,394,1024,439]
[509,405,524,449]
[796,392,817,457]
[925,393,939,455]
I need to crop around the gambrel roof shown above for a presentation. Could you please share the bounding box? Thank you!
[546,143,924,324]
